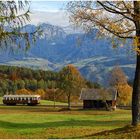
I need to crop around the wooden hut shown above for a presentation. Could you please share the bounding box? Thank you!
[80,88,117,110]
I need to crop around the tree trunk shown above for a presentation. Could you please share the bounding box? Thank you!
[132,55,140,125]
[67,94,71,110]
[53,90,56,108]
[132,1,140,126]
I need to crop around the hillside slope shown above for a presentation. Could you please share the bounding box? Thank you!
[0,23,136,85]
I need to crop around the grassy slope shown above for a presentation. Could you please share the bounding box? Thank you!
[40,99,67,105]
[90,125,140,139]
[0,102,131,139]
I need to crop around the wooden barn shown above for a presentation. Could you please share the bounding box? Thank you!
[80,88,117,110]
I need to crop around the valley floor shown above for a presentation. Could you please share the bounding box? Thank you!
[0,103,133,139]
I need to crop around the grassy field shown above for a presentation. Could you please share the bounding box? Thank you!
[0,107,131,139]
[0,98,133,139]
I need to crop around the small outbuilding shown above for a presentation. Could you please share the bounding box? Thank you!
[80,88,117,110]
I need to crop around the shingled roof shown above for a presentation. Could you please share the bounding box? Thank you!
[80,88,117,100]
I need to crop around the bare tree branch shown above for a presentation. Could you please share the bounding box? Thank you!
[97,1,134,22]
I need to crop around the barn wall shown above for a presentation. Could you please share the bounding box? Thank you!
[83,100,106,109]
[83,100,93,109]
[83,100,115,109]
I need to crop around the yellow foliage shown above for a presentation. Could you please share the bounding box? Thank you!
[133,36,140,47]
[16,88,46,99]
[68,1,136,42]
[117,84,132,106]
[133,36,140,54]
[35,89,46,99]
[16,88,33,95]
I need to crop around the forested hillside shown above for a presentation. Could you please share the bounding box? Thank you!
[0,65,96,103]
[0,65,58,95]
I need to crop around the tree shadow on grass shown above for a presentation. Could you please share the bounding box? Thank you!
[77,125,137,139]
[0,119,129,129]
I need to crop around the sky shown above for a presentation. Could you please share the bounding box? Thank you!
[28,1,70,27]
[30,1,67,12]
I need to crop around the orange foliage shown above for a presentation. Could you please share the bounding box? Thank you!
[117,84,132,106]
[60,64,86,90]
[66,64,85,82]
[34,89,46,99]
[109,66,127,87]
[45,89,66,102]
[16,88,33,95]
[10,71,19,81]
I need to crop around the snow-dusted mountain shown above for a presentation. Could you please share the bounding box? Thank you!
[0,23,136,85]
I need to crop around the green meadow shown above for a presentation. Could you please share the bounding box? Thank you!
[0,97,133,139]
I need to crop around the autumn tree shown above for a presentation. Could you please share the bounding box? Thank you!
[35,89,46,99]
[109,66,127,87]
[10,69,19,81]
[109,66,132,105]
[67,1,140,126]
[16,88,32,95]
[117,84,132,106]
[59,64,85,109]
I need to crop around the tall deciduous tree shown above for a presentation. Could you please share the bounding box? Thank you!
[109,66,127,87]
[109,66,132,106]
[67,1,140,126]
[117,84,132,106]
[59,64,85,109]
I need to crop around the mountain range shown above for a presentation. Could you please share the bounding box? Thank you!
[0,23,136,86]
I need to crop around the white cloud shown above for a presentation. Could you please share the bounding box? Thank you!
[28,11,70,27]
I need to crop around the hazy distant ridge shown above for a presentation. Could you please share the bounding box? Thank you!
[0,23,136,85]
